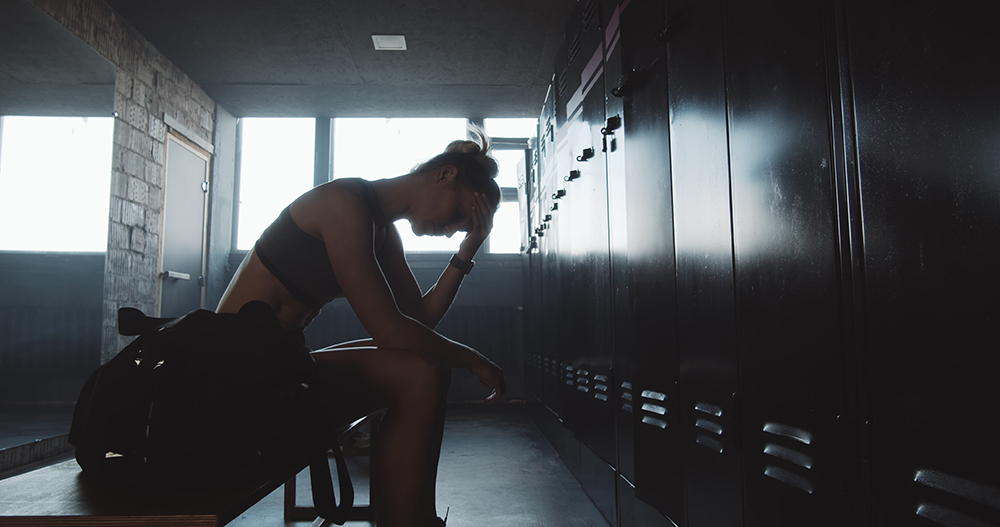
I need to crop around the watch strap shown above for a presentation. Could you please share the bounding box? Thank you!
[450,254,475,275]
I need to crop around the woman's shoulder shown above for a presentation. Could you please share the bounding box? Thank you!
[290,178,376,236]
[297,178,371,208]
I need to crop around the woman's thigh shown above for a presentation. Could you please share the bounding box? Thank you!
[311,345,445,426]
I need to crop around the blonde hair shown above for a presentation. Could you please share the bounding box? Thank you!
[413,124,501,207]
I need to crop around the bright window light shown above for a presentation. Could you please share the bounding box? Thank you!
[487,202,521,253]
[237,118,315,250]
[335,118,468,252]
[491,149,524,189]
[0,116,113,251]
[484,118,538,139]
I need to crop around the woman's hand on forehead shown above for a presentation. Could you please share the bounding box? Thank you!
[458,192,495,255]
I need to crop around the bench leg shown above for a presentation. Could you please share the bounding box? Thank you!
[284,412,383,524]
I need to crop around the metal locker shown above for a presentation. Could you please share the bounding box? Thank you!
[724,1,853,525]
[527,82,555,430]
[847,1,1000,526]
[662,0,745,526]
[602,0,635,488]
[614,0,683,521]
[553,0,609,458]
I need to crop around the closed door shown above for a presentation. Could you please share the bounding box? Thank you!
[160,133,209,318]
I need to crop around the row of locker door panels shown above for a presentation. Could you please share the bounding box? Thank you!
[522,0,1000,526]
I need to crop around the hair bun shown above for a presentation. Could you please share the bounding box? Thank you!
[444,140,482,155]
[444,124,493,160]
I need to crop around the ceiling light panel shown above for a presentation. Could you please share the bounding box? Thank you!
[372,35,407,51]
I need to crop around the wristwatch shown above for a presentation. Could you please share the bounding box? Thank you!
[450,254,475,275]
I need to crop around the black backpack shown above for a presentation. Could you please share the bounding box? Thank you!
[69,300,353,524]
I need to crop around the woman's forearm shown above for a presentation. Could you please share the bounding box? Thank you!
[416,260,468,328]
[375,313,480,369]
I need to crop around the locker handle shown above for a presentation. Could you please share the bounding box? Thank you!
[602,115,622,135]
[611,71,644,98]
[552,189,566,199]
[565,169,582,182]
[160,270,190,281]
[550,203,558,211]
[576,148,595,162]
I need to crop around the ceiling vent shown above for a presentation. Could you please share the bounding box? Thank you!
[372,35,407,51]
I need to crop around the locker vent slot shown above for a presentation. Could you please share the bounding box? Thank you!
[566,380,574,386]
[641,416,667,429]
[577,385,590,393]
[696,434,724,454]
[764,444,813,469]
[914,469,1000,512]
[564,365,574,371]
[621,381,633,390]
[915,503,995,527]
[576,377,589,385]
[621,392,633,401]
[594,374,608,382]
[557,70,569,96]
[640,390,666,401]
[641,403,667,415]
[595,393,608,402]
[763,422,813,444]
[582,0,599,29]
[565,373,574,379]
[567,33,581,66]
[576,369,589,376]
[764,465,815,494]
[622,403,633,413]
[695,401,723,417]
[594,384,608,392]
[695,418,723,436]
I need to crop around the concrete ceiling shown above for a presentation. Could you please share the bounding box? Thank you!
[0,0,116,116]
[104,0,578,118]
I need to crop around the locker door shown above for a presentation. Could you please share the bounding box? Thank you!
[603,0,634,488]
[554,0,608,457]
[664,1,743,526]
[615,0,683,520]
[537,83,561,423]
[848,2,1000,525]
[724,1,852,525]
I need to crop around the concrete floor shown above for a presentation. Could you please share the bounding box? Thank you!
[230,404,612,527]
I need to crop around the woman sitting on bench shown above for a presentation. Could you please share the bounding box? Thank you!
[216,126,506,527]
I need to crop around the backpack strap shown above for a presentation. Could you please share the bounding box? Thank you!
[308,442,355,525]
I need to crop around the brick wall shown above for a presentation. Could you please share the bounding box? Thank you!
[31,0,217,362]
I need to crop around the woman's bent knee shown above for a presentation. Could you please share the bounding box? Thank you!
[396,352,450,401]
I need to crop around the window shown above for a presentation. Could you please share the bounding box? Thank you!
[334,118,468,252]
[484,118,537,254]
[236,118,315,250]
[0,116,113,252]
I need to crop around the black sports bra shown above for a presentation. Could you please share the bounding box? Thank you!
[254,178,383,309]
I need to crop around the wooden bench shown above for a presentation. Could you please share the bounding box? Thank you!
[0,412,381,526]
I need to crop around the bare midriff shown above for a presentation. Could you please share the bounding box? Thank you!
[216,249,323,331]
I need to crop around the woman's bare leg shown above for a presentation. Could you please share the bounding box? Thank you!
[419,369,450,521]
[312,346,450,527]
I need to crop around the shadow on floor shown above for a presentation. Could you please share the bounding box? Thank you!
[230,403,612,527]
